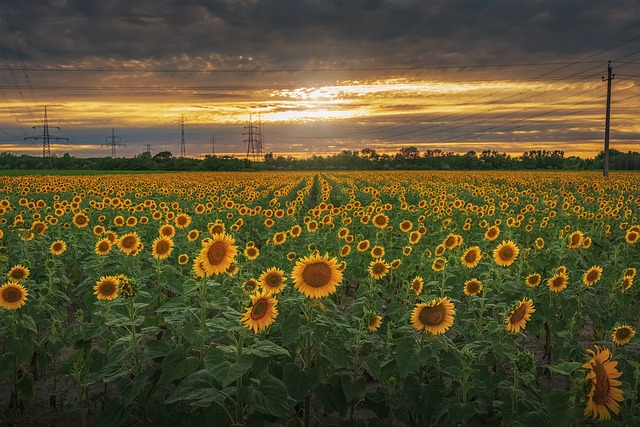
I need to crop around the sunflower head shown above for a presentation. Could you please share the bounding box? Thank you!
[240,290,279,333]
[582,345,624,421]
[152,236,174,260]
[118,276,138,298]
[50,240,67,255]
[505,298,535,333]
[197,232,238,276]
[582,266,603,287]
[0,282,29,310]
[547,273,568,292]
[260,267,287,294]
[493,240,519,267]
[8,265,30,283]
[410,297,455,335]
[411,276,423,295]
[367,315,383,332]
[525,273,541,288]
[463,278,483,297]
[460,246,481,268]
[292,252,342,299]
[612,325,635,346]
[93,276,120,301]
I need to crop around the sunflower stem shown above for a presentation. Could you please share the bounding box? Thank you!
[235,332,245,425]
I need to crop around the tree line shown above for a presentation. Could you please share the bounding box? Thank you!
[1,147,638,172]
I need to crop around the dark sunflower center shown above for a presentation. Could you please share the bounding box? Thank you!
[466,282,480,293]
[53,243,63,251]
[587,271,599,282]
[207,241,227,264]
[500,247,513,260]
[3,287,21,302]
[615,328,630,340]
[11,271,24,279]
[510,304,527,324]
[373,249,383,257]
[122,236,137,249]
[251,299,268,320]
[571,235,581,245]
[76,215,87,224]
[552,277,565,287]
[372,263,385,274]
[445,237,456,247]
[419,304,445,326]
[156,241,170,254]
[100,282,116,296]
[528,277,539,286]
[592,362,611,405]
[266,274,281,286]
[302,262,331,288]
[99,242,110,251]
[488,229,497,237]
[465,251,477,263]
[374,216,386,226]
[247,248,257,256]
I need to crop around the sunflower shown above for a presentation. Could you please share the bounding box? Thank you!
[411,276,423,295]
[534,237,545,249]
[178,254,189,265]
[567,230,584,248]
[159,224,176,238]
[8,265,30,283]
[371,213,389,229]
[432,257,446,272]
[118,275,137,298]
[370,245,385,258]
[582,345,624,421]
[175,213,192,229]
[72,212,89,228]
[402,246,413,256]
[623,267,636,279]
[547,273,568,292]
[117,232,142,256]
[367,315,383,332]
[241,290,279,333]
[259,267,287,294]
[612,325,635,346]
[272,231,287,246]
[50,240,67,255]
[399,220,413,232]
[505,298,535,333]
[340,244,351,257]
[242,278,260,294]
[409,231,422,245]
[620,276,633,293]
[244,245,260,260]
[484,226,500,241]
[95,238,112,255]
[443,234,458,250]
[93,276,120,301]
[0,282,28,310]
[463,278,483,296]
[369,259,390,279]
[625,229,639,244]
[525,273,541,288]
[493,240,519,267]
[582,266,603,287]
[460,246,481,268]
[357,240,370,252]
[582,236,592,249]
[196,232,238,276]
[411,297,455,335]
[292,252,342,298]
[434,244,446,256]
[152,236,174,260]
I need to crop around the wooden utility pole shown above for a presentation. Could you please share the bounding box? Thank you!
[603,61,614,177]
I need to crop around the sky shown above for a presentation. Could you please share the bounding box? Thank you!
[0,0,639,160]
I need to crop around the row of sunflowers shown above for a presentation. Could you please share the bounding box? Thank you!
[0,171,639,426]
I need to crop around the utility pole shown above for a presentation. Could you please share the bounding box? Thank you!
[211,134,216,156]
[24,106,68,169]
[102,128,125,157]
[602,61,614,178]
[179,114,186,157]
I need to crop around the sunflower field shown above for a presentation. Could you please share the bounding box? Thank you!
[1,171,639,426]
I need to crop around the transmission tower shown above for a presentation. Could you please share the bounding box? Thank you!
[24,106,68,169]
[211,134,216,156]
[243,114,260,162]
[179,114,186,157]
[102,128,125,157]
[257,113,264,159]
[143,144,153,157]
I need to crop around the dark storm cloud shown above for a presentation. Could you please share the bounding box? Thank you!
[6,0,639,70]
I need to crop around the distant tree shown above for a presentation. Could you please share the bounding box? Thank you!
[398,146,420,160]
[153,151,173,161]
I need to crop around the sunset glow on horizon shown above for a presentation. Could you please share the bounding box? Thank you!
[1,1,638,159]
